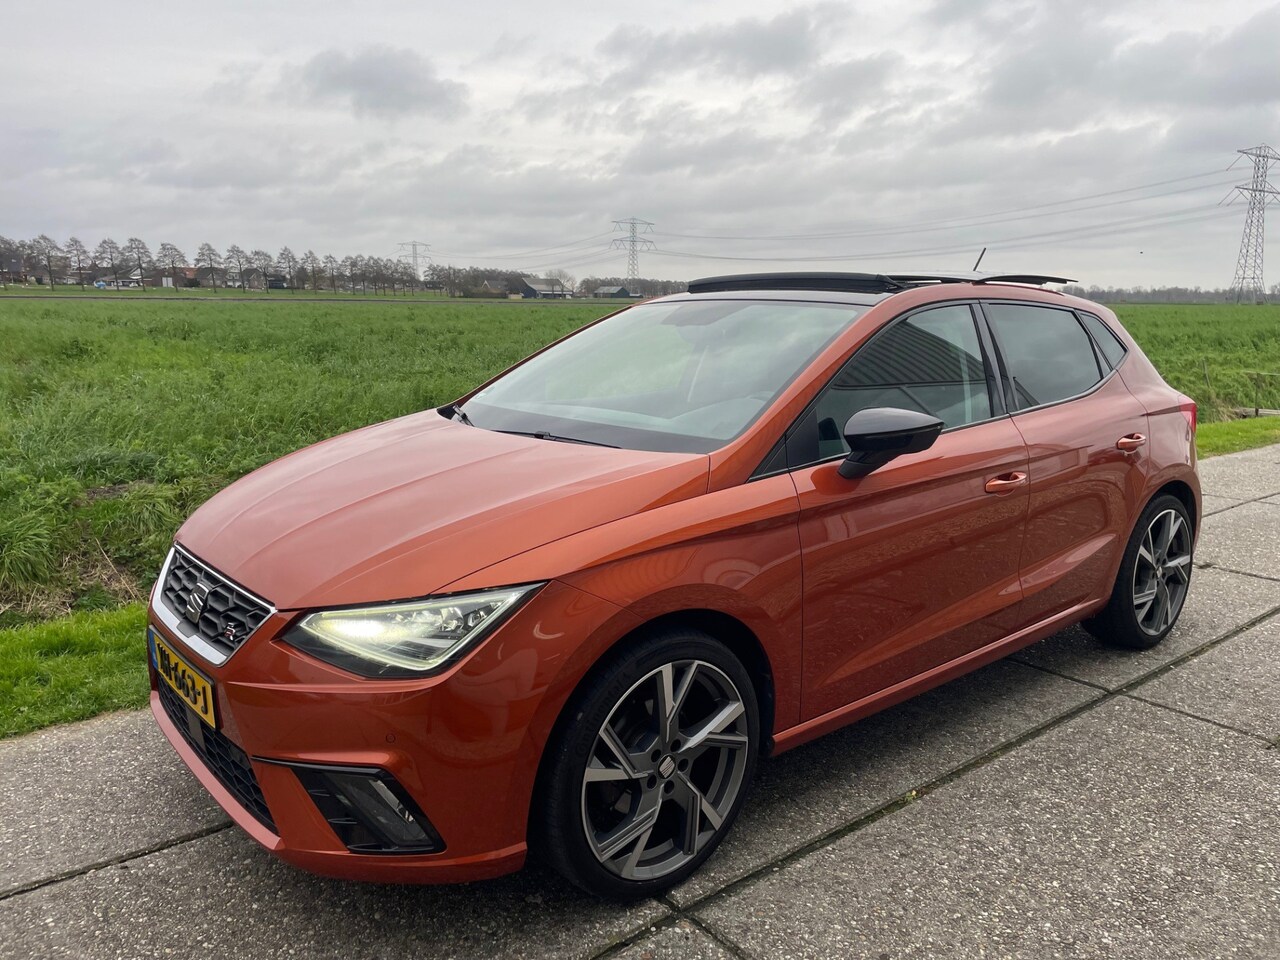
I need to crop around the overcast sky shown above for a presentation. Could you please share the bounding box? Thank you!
[3,0,1278,287]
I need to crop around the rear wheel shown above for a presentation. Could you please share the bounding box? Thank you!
[1085,494,1193,650]
[534,629,759,899]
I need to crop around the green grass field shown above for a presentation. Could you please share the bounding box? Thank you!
[1,298,1277,737]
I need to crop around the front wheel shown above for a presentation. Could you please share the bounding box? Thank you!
[534,629,759,899]
[1085,494,1194,650]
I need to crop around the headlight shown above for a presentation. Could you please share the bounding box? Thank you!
[284,584,543,679]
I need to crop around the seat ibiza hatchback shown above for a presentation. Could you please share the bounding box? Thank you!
[148,271,1199,898]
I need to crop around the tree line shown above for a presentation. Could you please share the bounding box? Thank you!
[0,235,427,295]
[0,234,696,298]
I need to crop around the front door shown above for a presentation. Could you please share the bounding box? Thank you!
[789,303,1031,720]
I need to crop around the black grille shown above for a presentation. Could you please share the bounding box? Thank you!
[157,680,276,832]
[160,549,269,657]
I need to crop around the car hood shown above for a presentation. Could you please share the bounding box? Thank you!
[176,411,709,609]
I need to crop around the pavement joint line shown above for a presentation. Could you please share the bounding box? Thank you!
[1120,692,1276,746]
[1007,657,1113,692]
[1110,602,1280,697]
[684,913,755,960]
[586,910,688,960]
[664,689,1112,918]
[657,598,1280,917]
[0,822,233,904]
[1194,562,1280,584]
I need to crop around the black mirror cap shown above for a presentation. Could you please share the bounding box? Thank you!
[838,407,944,479]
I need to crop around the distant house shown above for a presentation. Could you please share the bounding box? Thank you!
[479,279,507,296]
[593,285,632,298]
[517,277,571,299]
[0,256,23,283]
[194,266,228,288]
[147,267,199,288]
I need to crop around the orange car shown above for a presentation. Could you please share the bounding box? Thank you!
[148,272,1199,898]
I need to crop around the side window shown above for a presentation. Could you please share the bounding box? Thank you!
[811,304,993,460]
[986,303,1103,410]
[1078,312,1128,370]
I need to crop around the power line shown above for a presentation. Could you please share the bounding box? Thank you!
[654,169,1235,242]
[654,177,1239,247]
[428,232,615,261]
[611,218,655,284]
[1226,144,1279,304]
[650,203,1239,265]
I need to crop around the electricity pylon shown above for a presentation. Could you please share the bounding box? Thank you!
[397,240,432,281]
[1227,145,1279,304]
[611,218,654,285]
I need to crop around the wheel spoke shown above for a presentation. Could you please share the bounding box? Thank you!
[1165,554,1191,583]
[598,723,646,779]
[596,794,662,862]
[655,663,675,743]
[1137,535,1157,571]
[680,700,745,755]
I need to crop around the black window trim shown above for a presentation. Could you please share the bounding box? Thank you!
[978,298,1120,418]
[750,300,1008,479]
[1074,309,1130,373]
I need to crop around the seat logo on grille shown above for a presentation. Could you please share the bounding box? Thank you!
[184,582,211,623]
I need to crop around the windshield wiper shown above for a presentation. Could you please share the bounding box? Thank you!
[448,404,474,426]
[497,429,619,449]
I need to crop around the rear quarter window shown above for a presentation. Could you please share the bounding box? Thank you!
[985,303,1103,409]
[1077,312,1128,370]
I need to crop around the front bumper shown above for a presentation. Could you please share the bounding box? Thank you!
[147,578,637,884]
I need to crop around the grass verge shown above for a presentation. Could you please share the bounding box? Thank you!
[0,604,147,738]
[1195,417,1280,458]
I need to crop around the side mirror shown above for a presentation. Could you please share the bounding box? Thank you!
[838,407,944,479]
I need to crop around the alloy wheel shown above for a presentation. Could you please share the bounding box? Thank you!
[1132,507,1192,636]
[580,659,750,881]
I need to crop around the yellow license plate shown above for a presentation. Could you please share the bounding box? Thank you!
[151,630,217,728]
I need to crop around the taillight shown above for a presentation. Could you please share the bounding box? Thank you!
[1178,395,1197,434]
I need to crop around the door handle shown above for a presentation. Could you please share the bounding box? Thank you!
[1116,433,1147,451]
[984,472,1028,494]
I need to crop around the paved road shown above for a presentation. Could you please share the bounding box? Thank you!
[3,446,1278,959]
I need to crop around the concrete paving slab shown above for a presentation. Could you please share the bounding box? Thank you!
[0,709,228,897]
[0,828,668,960]
[1196,452,1280,500]
[1014,567,1280,690]
[1139,616,1280,740]
[1202,493,1244,515]
[666,660,1096,907]
[1197,501,1280,579]
[699,698,1280,960]
[614,921,734,960]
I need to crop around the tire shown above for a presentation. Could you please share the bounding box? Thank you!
[533,628,760,900]
[1084,494,1194,650]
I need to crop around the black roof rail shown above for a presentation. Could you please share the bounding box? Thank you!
[686,271,1074,296]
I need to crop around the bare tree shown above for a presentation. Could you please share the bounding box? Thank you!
[194,243,223,291]
[29,235,65,287]
[545,268,575,294]
[224,245,251,290]
[124,237,153,289]
[301,250,323,291]
[340,256,358,294]
[251,249,276,292]
[94,238,125,286]
[156,243,189,289]
[323,254,340,293]
[278,246,299,291]
[64,236,92,289]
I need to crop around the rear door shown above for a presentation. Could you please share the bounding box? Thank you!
[789,303,1031,720]
[980,300,1150,628]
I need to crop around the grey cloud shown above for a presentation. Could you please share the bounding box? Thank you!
[290,46,468,120]
[600,7,838,85]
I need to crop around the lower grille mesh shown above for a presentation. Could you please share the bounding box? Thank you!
[157,681,276,832]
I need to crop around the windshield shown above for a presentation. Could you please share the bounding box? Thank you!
[459,299,865,453]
